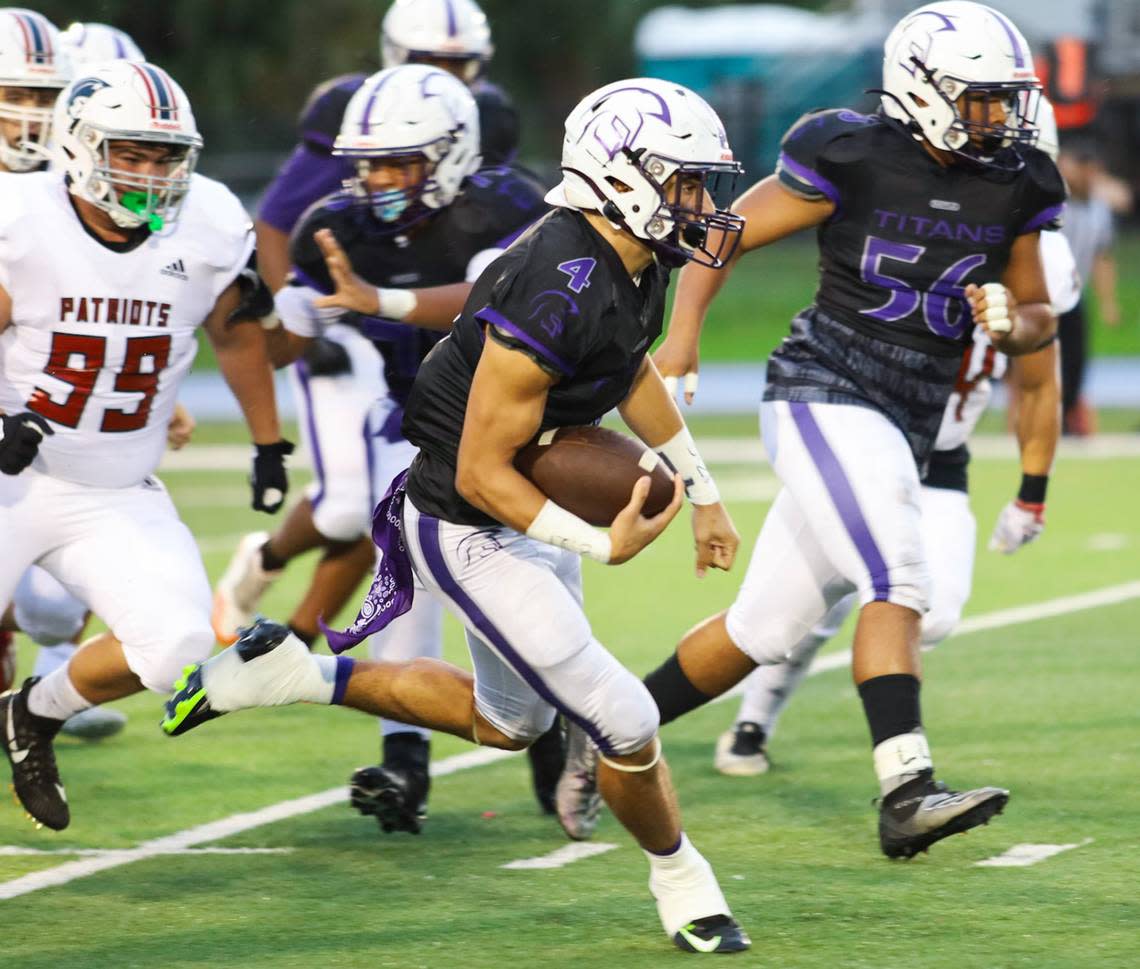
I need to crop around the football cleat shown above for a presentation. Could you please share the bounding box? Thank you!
[349,764,429,834]
[60,705,127,740]
[1,677,69,830]
[527,718,566,816]
[714,722,770,777]
[672,915,752,954]
[211,531,281,644]
[879,771,1010,859]
[555,722,602,840]
[162,619,302,736]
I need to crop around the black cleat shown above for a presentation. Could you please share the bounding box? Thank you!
[349,764,430,834]
[672,914,752,954]
[527,717,566,815]
[1,678,69,831]
[879,771,1010,859]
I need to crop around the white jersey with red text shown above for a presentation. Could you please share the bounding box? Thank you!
[0,171,252,487]
[934,228,1076,453]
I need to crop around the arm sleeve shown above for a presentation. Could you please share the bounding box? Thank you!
[470,254,603,379]
[775,109,858,205]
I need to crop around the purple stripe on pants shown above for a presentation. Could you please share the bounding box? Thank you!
[294,359,326,508]
[414,512,616,754]
[789,402,891,601]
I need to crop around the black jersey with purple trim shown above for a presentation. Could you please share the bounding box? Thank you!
[287,164,547,405]
[403,207,671,527]
[766,108,1065,465]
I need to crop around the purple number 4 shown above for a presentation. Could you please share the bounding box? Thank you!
[557,257,596,294]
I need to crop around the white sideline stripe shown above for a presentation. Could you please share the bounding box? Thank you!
[2,581,1137,901]
[501,842,619,870]
[975,839,1093,867]
[0,747,516,901]
[157,433,1140,473]
[0,847,293,857]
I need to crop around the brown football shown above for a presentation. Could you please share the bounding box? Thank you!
[514,425,675,527]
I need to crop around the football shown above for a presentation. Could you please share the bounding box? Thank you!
[514,425,676,527]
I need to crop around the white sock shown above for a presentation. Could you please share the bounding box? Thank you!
[202,634,347,711]
[32,642,78,679]
[645,833,730,936]
[27,666,93,722]
[873,729,934,796]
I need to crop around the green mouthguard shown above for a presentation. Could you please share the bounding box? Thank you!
[119,191,165,231]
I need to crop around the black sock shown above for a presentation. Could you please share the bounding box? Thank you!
[287,624,316,649]
[857,673,922,748]
[260,541,287,572]
[644,653,713,727]
[383,731,430,772]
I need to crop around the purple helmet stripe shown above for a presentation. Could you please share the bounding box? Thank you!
[360,70,398,133]
[113,32,127,58]
[442,0,458,37]
[989,10,1026,69]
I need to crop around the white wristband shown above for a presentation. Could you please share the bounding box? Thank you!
[377,287,417,321]
[526,500,612,564]
[656,426,719,505]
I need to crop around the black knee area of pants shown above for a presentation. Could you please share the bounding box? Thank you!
[383,731,430,772]
[858,674,922,748]
[644,653,712,727]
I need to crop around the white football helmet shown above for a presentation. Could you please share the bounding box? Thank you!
[1034,97,1059,162]
[0,8,71,172]
[380,0,492,84]
[547,78,744,268]
[61,22,144,65]
[333,64,480,228]
[882,1,1041,167]
[52,60,202,230]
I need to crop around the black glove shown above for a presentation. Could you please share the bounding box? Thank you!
[0,411,53,475]
[250,439,294,513]
[301,336,352,377]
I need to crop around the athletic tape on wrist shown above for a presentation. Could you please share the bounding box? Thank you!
[526,500,612,563]
[656,426,719,505]
[376,287,417,321]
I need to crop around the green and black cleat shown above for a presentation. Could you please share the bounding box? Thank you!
[161,663,222,737]
[672,915,752,954]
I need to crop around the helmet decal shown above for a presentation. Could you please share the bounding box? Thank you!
[13,10,55,67]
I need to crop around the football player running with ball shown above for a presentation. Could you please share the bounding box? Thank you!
[559,1,1065,859]
[0,61,290,831]
[165,78,752,954]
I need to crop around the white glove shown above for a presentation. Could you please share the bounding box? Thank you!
[988,499,1045,554]
[273,285,345,338]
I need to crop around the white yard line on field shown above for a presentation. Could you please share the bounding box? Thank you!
[501,842,620,870]
[2,581,1138,901]
[0,847,294,857]
[975,839,1093,868]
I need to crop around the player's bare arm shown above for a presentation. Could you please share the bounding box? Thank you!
[618,355,739,575]
[253,219,293,294]
[311,228,471,330]
[204,283,282,445]
[657,176,833,402]
[965,232,1055,356]
[456,337,682,565]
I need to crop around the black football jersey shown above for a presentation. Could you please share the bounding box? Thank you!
[765,109,1065,464]
[403,208,671,526]
[288,165,548,404]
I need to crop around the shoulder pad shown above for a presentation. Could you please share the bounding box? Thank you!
[287,192,355,292]
[298,73,367,148]
[182,174,253,268]
[472,81,520,166]
[1017,148,1068,234]
[777,109,878,201]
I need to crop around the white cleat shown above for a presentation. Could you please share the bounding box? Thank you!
[60,706,127,740]
[211,531,280,644]
[714,722,770,777]
[555,722,602,840]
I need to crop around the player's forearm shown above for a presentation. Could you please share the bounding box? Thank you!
[455,452,547,534]
[254,220,293,295]
[1003,302,1056,356]
[668,252,739,344]
[264,325,310,368]
[211,323,282,445]
[401,282,472,331]
[1012,344,1060,477]
[1091,253,1118,322]
[618,357,685,447]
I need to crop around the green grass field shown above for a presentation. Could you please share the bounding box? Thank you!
[3,421,1139,968]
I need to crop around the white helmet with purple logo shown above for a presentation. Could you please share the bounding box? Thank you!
[61,22,144,66]
[548,77,744,268]
[881,1,1041,166]
[380,0,492,85]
